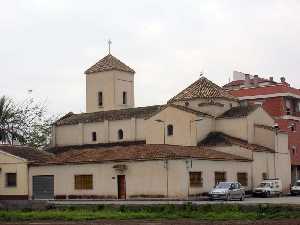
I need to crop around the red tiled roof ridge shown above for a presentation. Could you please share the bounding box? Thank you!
[168,77,237,103]
[36,144,251,165]
[229,83,300,97]
[199,132,274,153]
[55,105,161,126]
[85,54,135,74]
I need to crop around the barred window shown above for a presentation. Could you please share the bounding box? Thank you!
[75,175,93,190]
[237,172,248,186]
[189,172,203,187]
[215,172,226,185]
[6,173,17,187]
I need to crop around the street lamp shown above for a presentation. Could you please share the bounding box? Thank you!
[155,119,166,144]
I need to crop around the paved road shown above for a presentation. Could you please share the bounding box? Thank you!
[51,196,300,205]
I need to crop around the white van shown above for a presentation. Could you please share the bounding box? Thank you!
[253,179,282,197]
[291,180,300,196]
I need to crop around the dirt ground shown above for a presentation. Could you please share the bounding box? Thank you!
[2,220,300,225]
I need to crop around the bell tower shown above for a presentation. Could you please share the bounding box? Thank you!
[84,45,135,113]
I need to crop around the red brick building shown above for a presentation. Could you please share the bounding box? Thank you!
[224,72,300,183]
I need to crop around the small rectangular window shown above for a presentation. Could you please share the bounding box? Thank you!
[123,92,127,105]
[215,172,226,185]
[75,175,93,190]
[98,92,103,106]
[189,172,203,187]
[92,132,97,142]
[237,172,248,186]
[6,173,17,187]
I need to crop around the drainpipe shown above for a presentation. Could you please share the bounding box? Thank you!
[274,128,279,178]
[164,160,169,198]
[251,149,254,190]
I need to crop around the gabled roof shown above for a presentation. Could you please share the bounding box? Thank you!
[217,105,259,119]
[168,77,237,103]
[85,54,135,74]
[37,144,251,165]
[199,132,274,153]
[229,84,300,98]
[0,145,55,163]
[55,105,161,126]
[145,104,212,120]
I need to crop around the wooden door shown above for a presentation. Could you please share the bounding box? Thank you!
[117,175,126,199]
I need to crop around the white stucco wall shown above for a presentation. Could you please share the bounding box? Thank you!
[145,106,211,146]
[86,70,134,113]
[174,98,239,117]
[0,151,28,197]
[54,117,146,146]
[29,159,252,199]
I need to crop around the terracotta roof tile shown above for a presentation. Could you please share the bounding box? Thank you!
[229,84,300,98]
[0,145,55,163]
[217,105,259,119]
[55,105,161,126]
[168,77,237,103]
[199,132,274,153]
[85,54,135,74]
[39,144,251,165]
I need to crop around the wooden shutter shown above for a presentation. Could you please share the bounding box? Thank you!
[237,172,248,186]
[189,172,203,187]
[75,175,93,190]
[215,172,226,185]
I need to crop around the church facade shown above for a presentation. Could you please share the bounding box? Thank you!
[0,53,292,200]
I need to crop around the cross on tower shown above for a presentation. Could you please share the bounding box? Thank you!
[108,39,112,54]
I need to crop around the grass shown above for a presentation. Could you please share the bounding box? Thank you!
[0,204,300,221]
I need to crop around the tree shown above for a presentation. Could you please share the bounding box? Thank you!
[0,96,54,148]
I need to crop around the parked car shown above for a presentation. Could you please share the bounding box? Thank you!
[291,180,300,196]
[253,179,282,197]
[208,182,245,201]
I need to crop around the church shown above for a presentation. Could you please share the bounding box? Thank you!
[0,52,292,200]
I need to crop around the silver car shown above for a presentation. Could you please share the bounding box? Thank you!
[208,182,245,201]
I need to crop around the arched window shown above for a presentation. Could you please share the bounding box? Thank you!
[167,124,173,136]
[118,129,124,140]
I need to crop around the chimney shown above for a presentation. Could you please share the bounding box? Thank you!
[244,74,251,87]
[269,76,274,82]
[253,75,259,86]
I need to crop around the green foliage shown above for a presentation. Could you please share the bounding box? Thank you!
[0,95,55,148]
[0,204,300,222]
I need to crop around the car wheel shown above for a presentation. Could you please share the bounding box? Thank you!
[240,194,245,201]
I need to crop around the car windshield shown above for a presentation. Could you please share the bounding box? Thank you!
[258,182,270,188]
[215,182,231,189]
[295,181,300,187]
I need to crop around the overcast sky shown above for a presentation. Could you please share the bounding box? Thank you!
[1,0,300,116]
